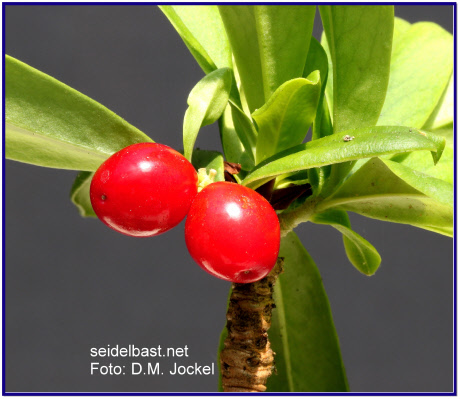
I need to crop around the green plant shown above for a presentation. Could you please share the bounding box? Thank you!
[5,5,453,392]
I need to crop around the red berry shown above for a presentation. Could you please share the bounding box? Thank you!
[185,182,280,283]
[90,143,197,237]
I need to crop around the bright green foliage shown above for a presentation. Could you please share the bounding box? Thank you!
[5,55,151,171]
[183,68,232,160]
[159,5,232,73]
[266,232,349,392]
[303,37,330,141]
[219,105,246,166]
[393,16,411,42]
[321,158,453,236]
[243,126,440,189]
[303,38,332,193]
[394,126,453,185]
[378,22,453,128]
[254,73,321,164]
[190,149,225,182]
[424,75,454,130]
[70,172,96,218]
[229,101,258,163]
[218,5,315,112]
[319,6,394,133]
[381,158,453,206]
[312,210,381,276]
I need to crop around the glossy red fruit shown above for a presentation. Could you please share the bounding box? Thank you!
[185,182,280,283]
[90,143,197,237]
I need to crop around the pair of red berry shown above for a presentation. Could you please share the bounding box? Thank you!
[90,143,280,284]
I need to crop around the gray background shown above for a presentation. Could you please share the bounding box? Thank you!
[5,5,454,393]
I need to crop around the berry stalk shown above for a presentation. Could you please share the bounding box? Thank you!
[220,258,284,392]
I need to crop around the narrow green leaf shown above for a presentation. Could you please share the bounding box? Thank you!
[6,55,151,171]
[275,170,310,189]
[320,158,453,236]
[190,149,225,182]
[312,210,381,276]
[320,33,333,123]
[424,74,454,130]
[393,128,453,185]
[399,147,454,186]
[319,6,394,133]
[254,73,321,164]
[305,37,332,192]
[219,5,315,113]
[70,172,96,218]
[303,38,329,88]
[218,105,255,172]
[381,158,453,206]
[304,38,330,141]
[378,22,453,128]
[267,232,348,392]
[159,6,231,73]
[183,68,232,160]
[219,105,243,163]
[229,101,257,163]
[218,6,263,112]
[243,126,438,189]
[252,5,316,103]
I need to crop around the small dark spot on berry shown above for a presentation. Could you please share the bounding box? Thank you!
[243,270,250,274]
[101,195,107,201]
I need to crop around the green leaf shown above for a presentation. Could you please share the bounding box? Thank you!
[243,126,438,189]
[218,5,315,113]
[218,105,255,172]
[382,158,453,206]
[6,55,151,171]
[190,149,225,182]
[219,105,243,163]
[254,73,321,164]
[70,172,96,218]
[266,232,348,392]
[424,74,454,130]
[393,17,411,42]
[393,133,453,185]
[320,158,453,236]
[275,170,310,189]
[229,101,257,163]
[320,33,333,122]
[303,38,329,89]
[312,210,381,276]
[183,68,232,161]
[319,6,394,133]
[303,38,332,192]
[378,22,453,128]
[303,38,330,141]
[159,6,231,73]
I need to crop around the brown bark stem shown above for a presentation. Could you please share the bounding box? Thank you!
[220,258,284,392]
